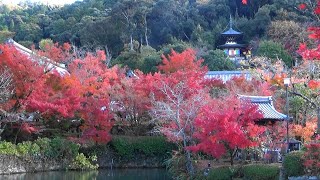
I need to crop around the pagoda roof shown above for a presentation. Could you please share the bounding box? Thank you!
[239,95,287,121]
[221,28,242,36]
[219,43,246,48]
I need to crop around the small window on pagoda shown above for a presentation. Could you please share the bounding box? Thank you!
[229,49,235,56]
[235,49,240,55]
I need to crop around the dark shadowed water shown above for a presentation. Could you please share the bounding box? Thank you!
[0,168,172,180]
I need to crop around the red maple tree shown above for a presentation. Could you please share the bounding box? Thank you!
[189,95,265,165]
[150,49,209,175]
[0,44,116,143]
[66,50,118,143]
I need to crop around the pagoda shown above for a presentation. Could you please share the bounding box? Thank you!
[218,16,250,61]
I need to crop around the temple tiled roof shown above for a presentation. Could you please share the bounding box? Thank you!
[239,95,287,121]
[6,39,69,75]
[205,71,251,82]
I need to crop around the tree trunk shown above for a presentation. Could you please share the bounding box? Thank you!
[182,131,194,176]
[230,148,237,166]
[130,34,134,51]
[104,45,112,67]
[230,151,234,166]
[144,15,149,46]
[317,107,320,134]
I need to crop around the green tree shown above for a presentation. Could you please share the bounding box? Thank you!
[252,5,271,37]
[257,40,293,67]
[202,49,236,71]
[39,38,54,50]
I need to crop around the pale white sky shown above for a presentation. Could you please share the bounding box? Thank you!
[1,0,79,5]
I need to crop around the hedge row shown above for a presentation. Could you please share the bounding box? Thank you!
[110,136,176,158]
[207,164,280,180]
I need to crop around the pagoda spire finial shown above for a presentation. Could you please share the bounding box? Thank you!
[229,14,233,29]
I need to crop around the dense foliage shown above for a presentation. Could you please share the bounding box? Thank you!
[2,0,320,178]
[0,0,313,72]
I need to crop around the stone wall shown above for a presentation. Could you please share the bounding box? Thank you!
[0,155,70,174]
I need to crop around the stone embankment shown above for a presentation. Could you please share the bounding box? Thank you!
[0,155,70,174]
[0,150,165,174]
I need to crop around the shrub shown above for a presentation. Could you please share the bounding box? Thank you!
[69,153,99,170]
[17,141,40,156]
[242,164,280,180]
[46,137,79,159]
[0,141,18,155]
[134,136,174,156]
[283,151,305,177]
[34,137,51,156]
[303,143,320,176]
[207,166,235,180]
[111,136,133,158]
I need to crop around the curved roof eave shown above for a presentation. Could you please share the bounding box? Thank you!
[221,28,242,35]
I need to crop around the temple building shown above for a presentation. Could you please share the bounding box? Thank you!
[218,16,250,62]
[205,71,287,124]
[239,95,287,125]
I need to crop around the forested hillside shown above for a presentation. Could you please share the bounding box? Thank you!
[0,0,315,72]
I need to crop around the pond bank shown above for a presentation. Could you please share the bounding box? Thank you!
[0,168,172,180]
[0,155,70,174]
[0,149,166,174]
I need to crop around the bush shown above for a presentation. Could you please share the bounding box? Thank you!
[283,151,305,177]
[34,137,51,156]
[0,141,18,155]
[17,141,40,156]
[111,136,175,158]
[242,164,280,180]
[135,136,173,156]
[46,137,79,159]
[69,153,99,170]
[111,137,132,158]
[207,166,235,180]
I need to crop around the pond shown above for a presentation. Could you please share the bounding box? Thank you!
[0,168,172,180]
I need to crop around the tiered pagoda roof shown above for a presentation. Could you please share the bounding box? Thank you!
[219,16,246,49]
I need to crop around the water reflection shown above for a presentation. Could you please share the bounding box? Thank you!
[0,168,171,180]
